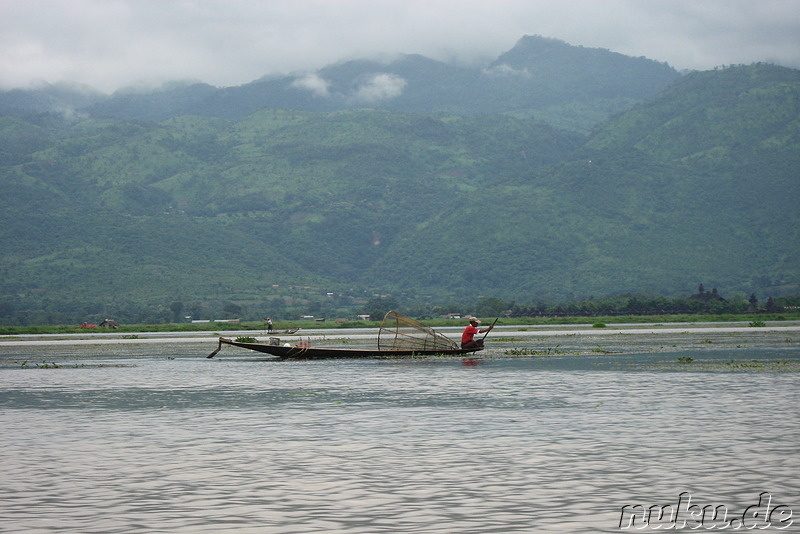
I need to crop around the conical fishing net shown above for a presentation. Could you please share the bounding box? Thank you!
[378,310,458,351]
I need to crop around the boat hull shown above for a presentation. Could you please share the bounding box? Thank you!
[217,338,483,360]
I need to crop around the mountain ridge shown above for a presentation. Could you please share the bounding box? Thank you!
[0,35,680,133]
[0,43,797,323]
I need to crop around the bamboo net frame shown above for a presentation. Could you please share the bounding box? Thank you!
[377,310,458,351]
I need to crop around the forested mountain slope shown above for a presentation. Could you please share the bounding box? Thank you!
[0,64,797,323]
[366,64,800,300]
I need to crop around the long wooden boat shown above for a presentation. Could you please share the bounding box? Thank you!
[207,311,492,360]
[211,337,483,360]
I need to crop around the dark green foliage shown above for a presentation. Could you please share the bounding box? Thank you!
[370,65,799,302]
[0,64,798,324]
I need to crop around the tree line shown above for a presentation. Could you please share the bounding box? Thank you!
[1,289,798,327]
[471,292,799,319]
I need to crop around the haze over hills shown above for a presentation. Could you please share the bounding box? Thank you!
[0,36,798,323]
[1,36,679,133]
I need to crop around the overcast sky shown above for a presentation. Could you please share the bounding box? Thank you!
[2,0,799,93]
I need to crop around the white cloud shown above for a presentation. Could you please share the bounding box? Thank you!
[291,73,331,97]
[0,0,798,92]
[53,105,89,122]
[352,73,408,103]
[483,64,533,79]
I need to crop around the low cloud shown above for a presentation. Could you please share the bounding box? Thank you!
[291,73,331,97]
[483,64,533,79]
[352,73,407,103]
[53,105,89,122]
[1,0,798,92]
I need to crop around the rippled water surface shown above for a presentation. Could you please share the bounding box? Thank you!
[1,341,798,532]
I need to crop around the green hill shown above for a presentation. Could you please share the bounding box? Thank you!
[0,64,798,323]
[370,64,800,300]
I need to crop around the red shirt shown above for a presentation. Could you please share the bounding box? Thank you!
[461,324,479,344]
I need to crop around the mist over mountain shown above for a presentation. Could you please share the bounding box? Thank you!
[0,36,797,323]
[1,36,679,133]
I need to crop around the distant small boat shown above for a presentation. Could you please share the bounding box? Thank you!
[207,311,483,360]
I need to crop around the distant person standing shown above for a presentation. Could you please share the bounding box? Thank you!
[461,316,493,349]
[266,317,273,333]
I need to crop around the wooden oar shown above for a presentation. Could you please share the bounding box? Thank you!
[207,338,223,358]
[480,317,499,341]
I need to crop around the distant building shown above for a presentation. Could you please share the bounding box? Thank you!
[688,284,727,302]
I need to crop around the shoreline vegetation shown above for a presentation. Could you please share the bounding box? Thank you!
[2,312,799,336]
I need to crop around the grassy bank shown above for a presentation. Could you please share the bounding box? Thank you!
[1,313,799,336]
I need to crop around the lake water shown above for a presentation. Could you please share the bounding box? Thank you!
[1,330,798,532]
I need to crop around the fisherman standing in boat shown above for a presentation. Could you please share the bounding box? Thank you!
[461,316,493,349]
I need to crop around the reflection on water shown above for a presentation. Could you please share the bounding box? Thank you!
[0,343,798,532]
